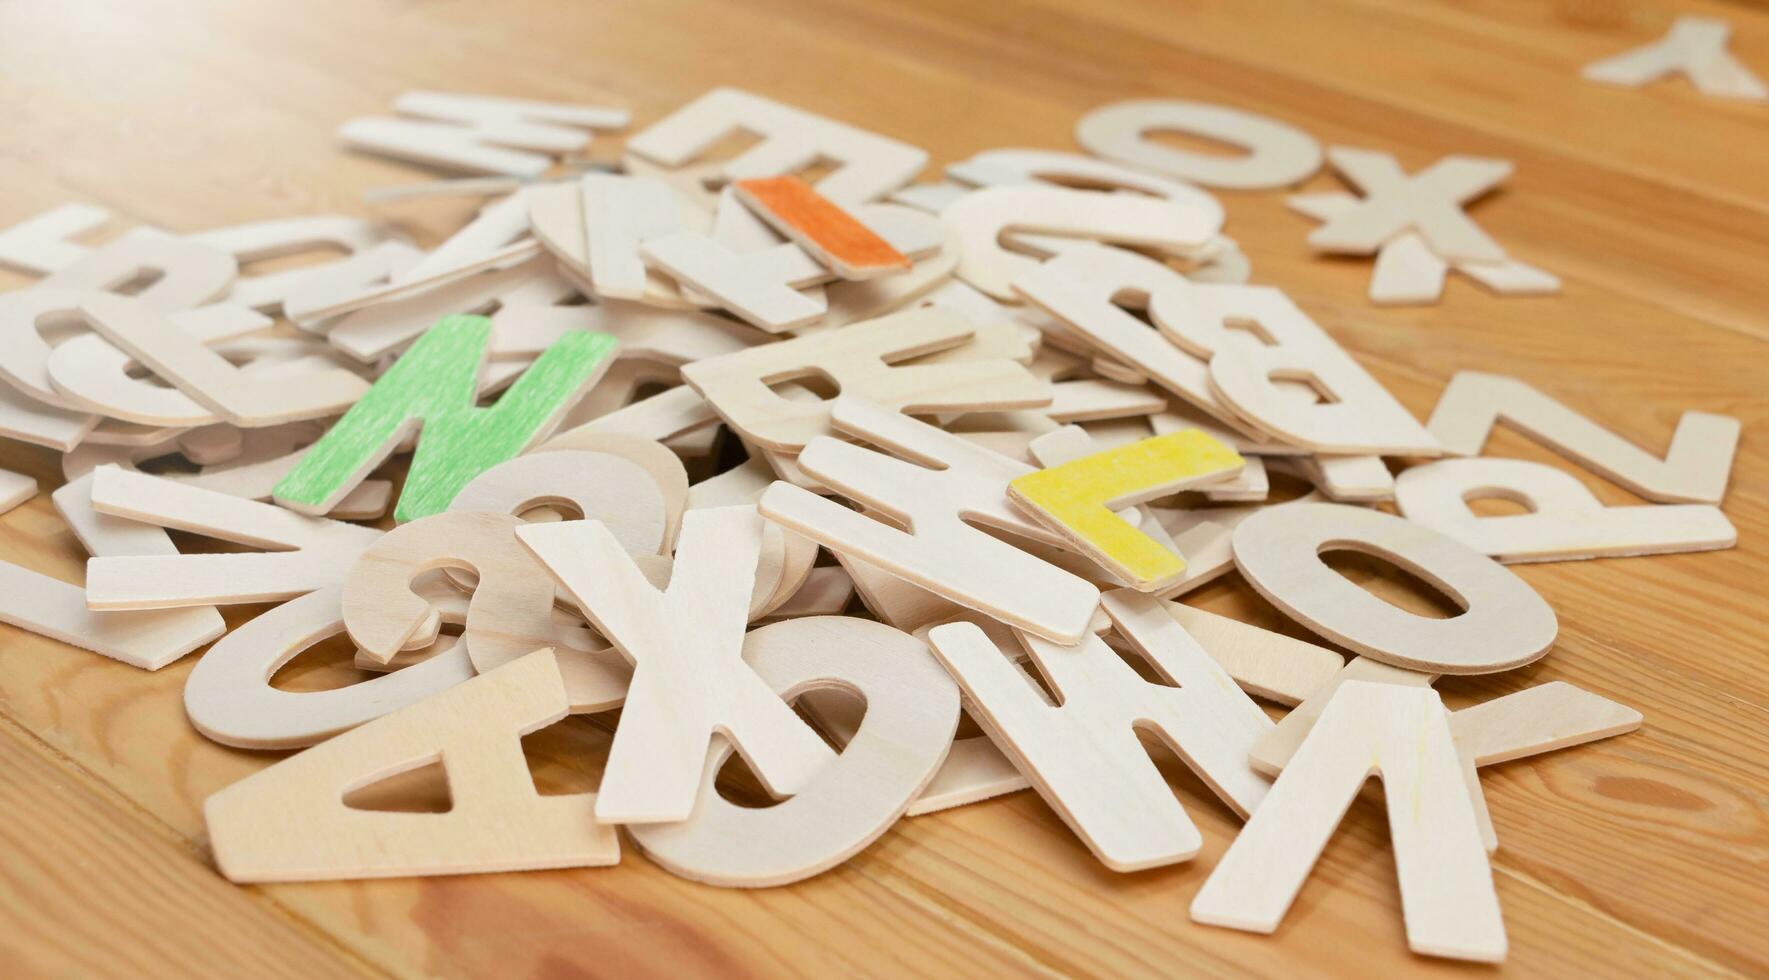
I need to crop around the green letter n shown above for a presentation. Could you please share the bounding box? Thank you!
[273,314,616,522]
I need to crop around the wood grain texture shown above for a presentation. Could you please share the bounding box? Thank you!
[0,717,376,978]
[0,0,1764,975]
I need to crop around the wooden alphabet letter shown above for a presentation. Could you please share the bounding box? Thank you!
[205,649,619,881]
[85,467,386,609]
[628,616,959,886]
[1191,681,1505,963]
[945,185,1220,299]
[1306,148,1511,263]
[517,506,835,823]
[1583,16,1767,101]
[1426,371,1739,504]
[185,586,475,749]
[1145,263,1440,455]
[1009,430,1243,591]
[0,558,223,671]
[343,511,558,672]
[273,314,617,521]
[681,308,1048,452]
[758,398,1100,644]
[80,293,370,426]
[925,588,1273,871]
[1231,502,1557,674]
[1394,457,1735,561]
[339,91,629,177]
[1075,99,1322,190]
[625,87,927,205]
[734,175,910,280]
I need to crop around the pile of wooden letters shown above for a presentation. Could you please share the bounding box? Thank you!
[0,87,1741,965]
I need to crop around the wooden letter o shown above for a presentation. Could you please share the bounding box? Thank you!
[1231,502,1556,674]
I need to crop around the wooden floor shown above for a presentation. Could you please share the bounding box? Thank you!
[0,0,1765,976]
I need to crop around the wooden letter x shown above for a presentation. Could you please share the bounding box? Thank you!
[517,506,835,823]
[926,589,1273,871]
[1307,147,1512,263]
[1287,192,1558,306]
[1191,681,1505,963]
[1009,430,1242,592]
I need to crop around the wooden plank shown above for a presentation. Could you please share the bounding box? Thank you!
[762,0,1769,343]
[1086,0,1769,208]
[0,719,377,979]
